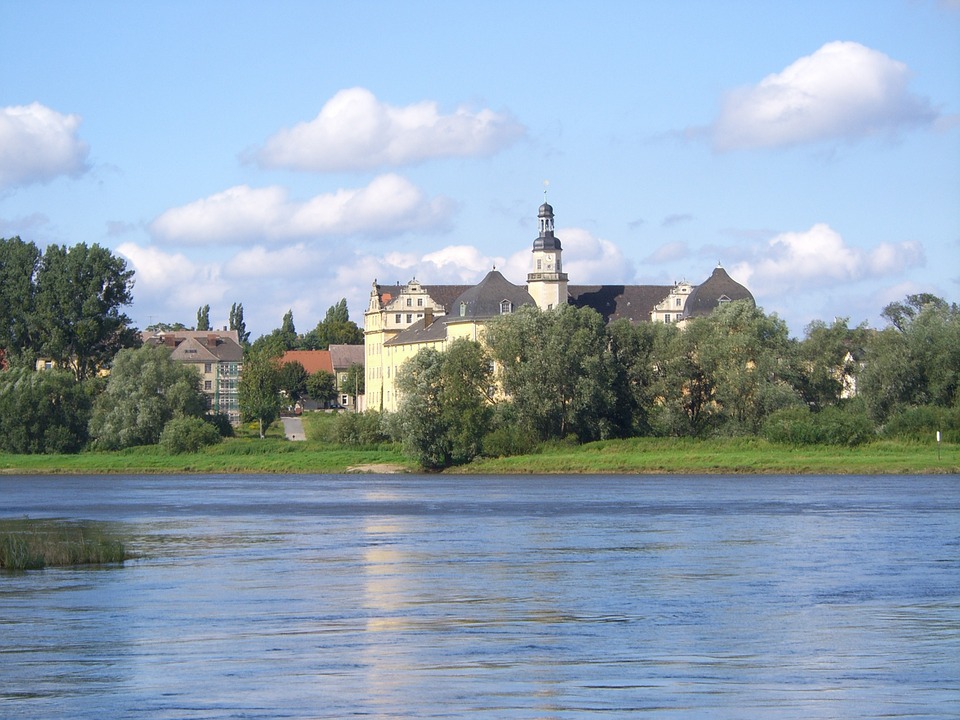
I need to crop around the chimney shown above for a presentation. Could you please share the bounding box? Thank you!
[423,307,434,327]
[207,334,218,347]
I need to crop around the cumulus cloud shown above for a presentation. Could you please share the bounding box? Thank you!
[712,41,936,151]
[559,228,636,284]
[116,243,230,318]
[253,87,526,172]
[149,174,455,245]
[729,223,925,295]
[0,103,90,190]
[224,244,328,279]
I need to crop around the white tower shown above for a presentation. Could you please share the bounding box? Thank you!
[527,200,568,310]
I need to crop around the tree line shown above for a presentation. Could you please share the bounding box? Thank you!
[0,235,365,453]
[389,294,960,468]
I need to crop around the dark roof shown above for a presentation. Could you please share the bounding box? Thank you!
[684,266,754,318]
[419,284,472,312]
[568,285,673,324]
[328,344,364,370]
[385,314,450,346]
[449,270,536,320]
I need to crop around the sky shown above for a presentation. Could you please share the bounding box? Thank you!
[2,1,959,339]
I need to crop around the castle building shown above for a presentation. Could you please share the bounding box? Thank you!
[364,201,753,412]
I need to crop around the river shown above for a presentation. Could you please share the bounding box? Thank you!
[1,473,958,719]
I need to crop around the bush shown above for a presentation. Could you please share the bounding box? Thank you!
[882,405,960,443]
[159,417,222,454]
[332,411,389,447]
[481,424,540,458]
[763,405,875,446]
[206,413,235,438]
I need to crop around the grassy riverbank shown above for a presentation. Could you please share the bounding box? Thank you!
[0,519,129,570]
[0,430,955,476]
[455,437,958,475]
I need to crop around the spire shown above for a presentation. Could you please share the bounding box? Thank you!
[534,194,560,251]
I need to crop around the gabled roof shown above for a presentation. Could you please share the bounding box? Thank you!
[280,350,333,375]
[568,285,673,324]
[328,344,363,370]
[373,282,471,314]
[144,330,243,363]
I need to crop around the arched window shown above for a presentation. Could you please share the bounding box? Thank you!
[500,300,513,314]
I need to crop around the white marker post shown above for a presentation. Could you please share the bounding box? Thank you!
[937,431,941,461]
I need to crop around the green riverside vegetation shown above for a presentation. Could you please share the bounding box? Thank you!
[0,519,129,570]
[0,417,954,475]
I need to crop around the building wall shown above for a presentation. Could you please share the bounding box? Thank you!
[650,282,694,325]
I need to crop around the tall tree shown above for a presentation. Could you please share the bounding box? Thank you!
[606,319,675,437]
[239,346,282,438]
[88,344,208,450]
[278,360,309,404]
[393,339,494,469]
[790,318,868,410]
[0,236,41,366]
[299,299,363,349]
[229,302,250,346]
[196,304,211,331]
[860,294,960,422]
[33,243,138,381]
[0,367,95,454]
[486,305,615,442]
[306,369,338,406]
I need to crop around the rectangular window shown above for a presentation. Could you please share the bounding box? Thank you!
[406,314,412,323]
[675,298,682,307]
[664,313,671,323]
[204,363,212,373]
[395,313,401,323]
[204,380,212,390]
[417,298,423,306]
[406,298,412,306]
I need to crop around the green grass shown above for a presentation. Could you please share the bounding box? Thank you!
[0,518,129,570]
[456,436,959,475]
[0,419,955,475]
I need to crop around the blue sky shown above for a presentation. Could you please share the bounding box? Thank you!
[2,0,958,338]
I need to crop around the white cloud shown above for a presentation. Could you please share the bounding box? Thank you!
[224,244,328,279]
[712,41,936,151]
[149,174,455,245]
[253,87,526,172]
[560,228,636,284]
[729,223,925,295]
[116,243,230,322]
[0,103,90,190]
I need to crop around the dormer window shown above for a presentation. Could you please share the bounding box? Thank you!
[717,295,731,305]
[500,300,513,314]
[459,302,467,317]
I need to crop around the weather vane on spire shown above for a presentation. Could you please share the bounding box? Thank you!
[543,179,549,204]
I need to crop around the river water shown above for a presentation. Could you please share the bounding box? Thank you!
[1,474,958,719]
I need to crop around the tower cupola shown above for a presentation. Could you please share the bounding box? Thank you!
[527,197,568,310]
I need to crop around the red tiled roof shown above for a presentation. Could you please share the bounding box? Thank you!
[280,350,333,375]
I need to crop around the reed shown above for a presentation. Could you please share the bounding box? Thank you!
[0,519,129,570]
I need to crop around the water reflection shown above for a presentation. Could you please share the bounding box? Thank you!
[0,474,958,719]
